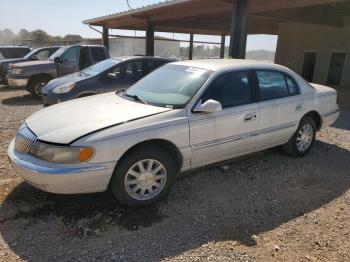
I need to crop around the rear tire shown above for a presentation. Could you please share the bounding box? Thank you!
[27,76,51,99]
[110,147,177,207]
[283,116,316,157]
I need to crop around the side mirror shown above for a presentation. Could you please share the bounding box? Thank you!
[31,55,39,61]
[53,57,60,63]
[194,99,222,113]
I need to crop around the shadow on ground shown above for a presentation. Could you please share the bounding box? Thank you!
[0,139,349,261]
[1,93,42,106]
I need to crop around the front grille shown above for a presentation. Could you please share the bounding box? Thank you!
[15,133,36,154]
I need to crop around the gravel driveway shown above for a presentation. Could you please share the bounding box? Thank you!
[0,85,349,261]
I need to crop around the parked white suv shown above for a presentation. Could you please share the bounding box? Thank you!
[8,59,339,207]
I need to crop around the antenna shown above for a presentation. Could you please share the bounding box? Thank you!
[126,0,134,10]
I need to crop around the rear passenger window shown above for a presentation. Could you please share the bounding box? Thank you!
[91,47,107,62]
[285,75,299,95]
[125,61,144,79]
[202,71,252,109]
[256,71,289,101]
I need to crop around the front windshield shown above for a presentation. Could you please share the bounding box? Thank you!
[81,58,121,77]
[125,64,213,108]
[49,47,68,60]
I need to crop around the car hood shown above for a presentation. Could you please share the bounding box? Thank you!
[42,73,88,93]
[25,92,172,144]
[12,60,53,68]
[0,58,28,69]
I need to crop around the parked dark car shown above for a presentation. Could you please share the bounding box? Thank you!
[42,56,175,106]
[0,46,31,61]
[6,45,110,98]
[0,46,60,83]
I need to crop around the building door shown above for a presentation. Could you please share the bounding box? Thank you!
[302,52,317,82]
[327,53,346,86]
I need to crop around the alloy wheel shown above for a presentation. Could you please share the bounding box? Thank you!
[124,159,167,201]
[296,123,314,152]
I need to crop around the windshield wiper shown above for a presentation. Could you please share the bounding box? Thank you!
[125,93,148,105]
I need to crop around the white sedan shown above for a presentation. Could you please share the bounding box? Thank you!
[8,59,339,207]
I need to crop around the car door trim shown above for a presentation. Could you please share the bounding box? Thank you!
[192,121,297,150]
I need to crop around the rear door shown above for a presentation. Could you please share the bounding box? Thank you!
[255,70,303,150]
[90,47,108,63]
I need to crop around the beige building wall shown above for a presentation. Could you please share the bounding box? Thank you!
[275,21,350,88]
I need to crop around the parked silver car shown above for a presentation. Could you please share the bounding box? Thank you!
[8,59,339,207]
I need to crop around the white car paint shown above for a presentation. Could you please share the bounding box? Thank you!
[8,59,339,194]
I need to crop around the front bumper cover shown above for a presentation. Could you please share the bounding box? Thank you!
[8,139,115,194]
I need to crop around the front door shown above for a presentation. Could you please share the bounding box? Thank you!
[188,70,259,168]
[327,52,346,86]
[255,70,303,150]
[57,46,81,77]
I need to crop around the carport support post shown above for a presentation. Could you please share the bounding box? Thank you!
[145,19,154,56]
[220,35,226,58]
[189,33,194,60]
[229,0,247,58]
[102,26,109,50]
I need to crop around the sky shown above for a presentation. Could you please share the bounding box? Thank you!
[0,0,277,51]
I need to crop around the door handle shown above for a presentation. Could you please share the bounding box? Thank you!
[244,113,257,122]
[295,104,303,111]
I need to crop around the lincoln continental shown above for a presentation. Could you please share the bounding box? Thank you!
[8,59,339,207]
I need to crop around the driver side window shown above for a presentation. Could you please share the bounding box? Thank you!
[202,71,253,109]
[61,47,80,62]
[35,49,50,60]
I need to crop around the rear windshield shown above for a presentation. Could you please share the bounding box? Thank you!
[0,47,31,59]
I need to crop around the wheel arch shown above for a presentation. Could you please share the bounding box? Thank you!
[28,73,53,84]
[114,139,183,175]
[302,111,322,131]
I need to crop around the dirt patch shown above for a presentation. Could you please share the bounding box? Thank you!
[0,85,349,261]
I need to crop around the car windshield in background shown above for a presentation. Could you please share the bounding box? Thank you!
[125,64,213,108]
[49,47,68,60]
[80,58,121,77]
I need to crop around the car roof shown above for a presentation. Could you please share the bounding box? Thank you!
[0,46,31,49]
[171,59,286,72]
[111,56,174,61]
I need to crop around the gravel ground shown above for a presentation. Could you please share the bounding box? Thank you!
[0,85,349,262]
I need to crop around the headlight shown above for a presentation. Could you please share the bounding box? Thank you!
[28,141,94,163]
[52,83,75,94]
[17,121,26,132]
[11,68,24,75]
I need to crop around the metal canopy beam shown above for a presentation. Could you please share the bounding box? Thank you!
[102,26,109,50]
[229,0,248,59]
[220,35,226,58]
[145,20,154,56]
[189,33,194,60]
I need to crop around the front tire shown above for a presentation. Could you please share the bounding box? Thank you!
[27,76,51,99]
[283,116,316,157]
[110,147,177,207]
